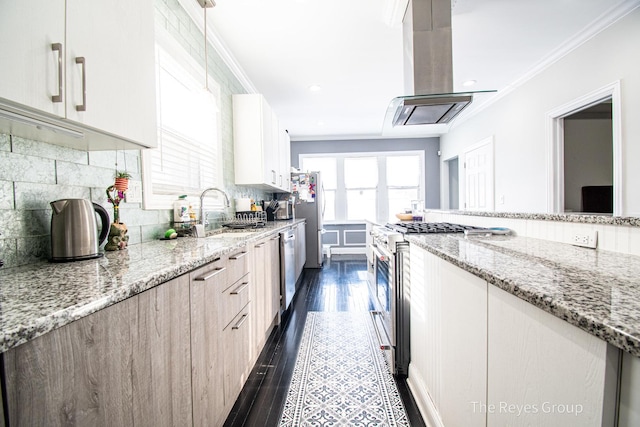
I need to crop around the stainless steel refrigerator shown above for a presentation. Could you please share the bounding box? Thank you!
[292,171,323,268]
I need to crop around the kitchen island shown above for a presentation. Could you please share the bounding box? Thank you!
[405,232,640,427]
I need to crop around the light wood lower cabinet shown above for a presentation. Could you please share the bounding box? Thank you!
[2,243,266,426]
[190,256,227,426]
[251,234,281,359]
[3,274,191,426]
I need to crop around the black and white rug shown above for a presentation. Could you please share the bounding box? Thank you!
[279,312,410,426]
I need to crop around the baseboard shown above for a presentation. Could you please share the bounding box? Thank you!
[328,247,366,255]
[407,369,445,427]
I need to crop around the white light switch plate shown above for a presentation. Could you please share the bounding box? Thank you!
[125,180,143,203]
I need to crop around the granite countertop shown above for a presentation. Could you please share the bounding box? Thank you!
[0,220,304,353]
[406,233,640,357]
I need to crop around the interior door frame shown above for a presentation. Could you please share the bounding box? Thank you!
[546,81,622,215]
[462,136,494,212]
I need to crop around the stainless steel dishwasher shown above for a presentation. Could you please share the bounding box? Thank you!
[280,228,296,312]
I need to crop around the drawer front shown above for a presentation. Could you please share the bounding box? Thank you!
[222,302,252,406]
[227,247,249,285]
[220,273,251,329]
[189,256,227,288]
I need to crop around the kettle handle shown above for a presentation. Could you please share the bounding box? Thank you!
[93,203,111,246]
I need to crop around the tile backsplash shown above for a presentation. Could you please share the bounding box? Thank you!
[0,0,270,268]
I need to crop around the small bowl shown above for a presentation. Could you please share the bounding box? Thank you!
[395,213,413,221]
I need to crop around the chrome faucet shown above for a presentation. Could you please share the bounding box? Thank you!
[199,187,230,226]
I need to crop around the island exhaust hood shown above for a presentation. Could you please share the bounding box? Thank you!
[389,0,485,127]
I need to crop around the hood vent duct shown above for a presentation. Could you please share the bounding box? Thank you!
[389,0,481,127]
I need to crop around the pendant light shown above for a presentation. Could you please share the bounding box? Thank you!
[197,0,216,93]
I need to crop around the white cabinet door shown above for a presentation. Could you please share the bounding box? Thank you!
[0,0,66,116]
[408,244,488,427]
[279,122,291,191]
[487,285,616,427]
[65,0,156,147]
[439,261,487,427]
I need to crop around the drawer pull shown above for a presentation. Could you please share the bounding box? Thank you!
[254,243,265,248]
[270,235,280,241]
[232,314,249,330]
[75,57,87,111]
[194,267,226,281]
[229,251,248,260]
[51,43,63,103]
[230,282,249,295]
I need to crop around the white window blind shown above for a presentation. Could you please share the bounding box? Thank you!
[143,34,222,210]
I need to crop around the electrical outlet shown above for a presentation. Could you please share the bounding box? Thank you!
[125,180,143,203]
[571,230,598,249]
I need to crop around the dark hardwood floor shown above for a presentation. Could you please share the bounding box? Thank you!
[224,254,425,427]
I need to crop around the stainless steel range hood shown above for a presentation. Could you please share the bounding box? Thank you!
[389,0,480,127]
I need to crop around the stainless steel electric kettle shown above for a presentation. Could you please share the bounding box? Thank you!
[50,199,110,262]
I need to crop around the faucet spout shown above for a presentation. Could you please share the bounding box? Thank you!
[199,187,230,226]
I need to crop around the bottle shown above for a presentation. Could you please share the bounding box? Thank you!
[188,203,196,222]
[173,195,189,223]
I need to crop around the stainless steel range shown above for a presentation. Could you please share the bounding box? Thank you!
[369,222,484,376]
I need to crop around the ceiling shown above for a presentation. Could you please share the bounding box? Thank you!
[201,0,637,141]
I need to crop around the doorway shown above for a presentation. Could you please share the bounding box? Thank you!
[547,81,622,215]
[563,101,613,213]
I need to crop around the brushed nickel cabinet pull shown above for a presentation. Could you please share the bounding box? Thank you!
[230,282,249,295]
[75,57,86,111]
[232,314,248,330]
[254,243,265,248]
[51,43,63,103]
[194,267,226,281]
[229,251,248,260]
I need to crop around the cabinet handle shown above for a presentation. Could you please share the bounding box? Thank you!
[194,267,226,281]
[232,314,249,330]
[271,170,276,184]
[51,43,63,103]
[230,281,249,295]
[270,235,280,241]
[279,175,283,186]
[229,251,248,260]
[254,243,265,248]
[75,57,87,112]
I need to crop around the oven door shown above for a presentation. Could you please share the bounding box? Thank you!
[370,242,395,372]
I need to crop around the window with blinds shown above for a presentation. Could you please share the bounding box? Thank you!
[142,39,222,210]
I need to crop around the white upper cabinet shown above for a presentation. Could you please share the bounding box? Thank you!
[233,93,291,192]
[0,0,157,150]
[0,0,66,116]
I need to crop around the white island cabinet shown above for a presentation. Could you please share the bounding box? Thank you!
[408,242,618,427]
[0,0,157,150]
[408,243,487,427]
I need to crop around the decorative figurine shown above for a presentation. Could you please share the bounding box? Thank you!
[105,185,129,251]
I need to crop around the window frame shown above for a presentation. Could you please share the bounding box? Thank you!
[300,150,425,224]
[141,26,223,211]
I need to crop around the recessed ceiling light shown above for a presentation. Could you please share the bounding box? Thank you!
[308,85,322,92]
[462,79,477,87]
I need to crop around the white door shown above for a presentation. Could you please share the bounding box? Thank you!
[464,137,494,211]
[0,0,66,116]
[65,0,156,147]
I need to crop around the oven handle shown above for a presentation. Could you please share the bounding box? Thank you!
[371,243,391,262]
[370,311,392,350]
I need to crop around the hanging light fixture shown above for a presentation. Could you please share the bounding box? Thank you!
[197,0,216,93]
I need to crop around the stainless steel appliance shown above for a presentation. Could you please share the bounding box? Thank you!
[369,222,484,376]
[292,172,323,268]
[275,199,294,220]
[50,198,110,262]
[280,228,296,312]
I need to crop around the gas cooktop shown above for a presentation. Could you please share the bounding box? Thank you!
[386,222,484,234]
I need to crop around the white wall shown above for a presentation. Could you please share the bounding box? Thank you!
[440,8,640,216]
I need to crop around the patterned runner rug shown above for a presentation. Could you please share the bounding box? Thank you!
[279,312,410,426]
